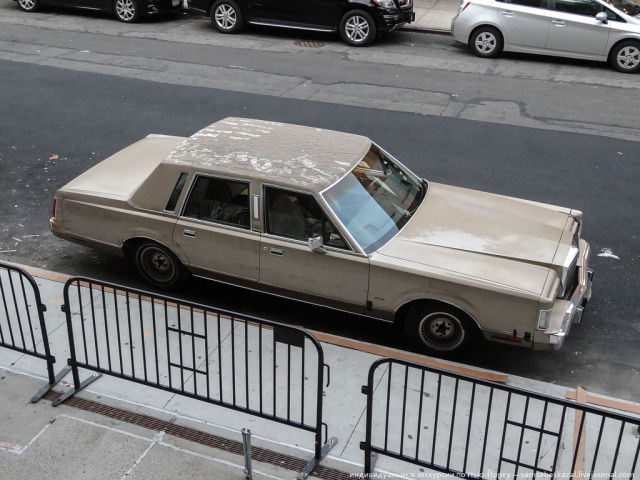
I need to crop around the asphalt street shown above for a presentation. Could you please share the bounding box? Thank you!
[1,56,639,400]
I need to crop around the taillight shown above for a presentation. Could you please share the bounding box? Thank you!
[460,1,471,13]
[52,198,57,218]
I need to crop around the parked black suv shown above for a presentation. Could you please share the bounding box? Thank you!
[188,0,414,45]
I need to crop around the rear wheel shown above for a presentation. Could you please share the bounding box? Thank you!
[134,241,187,289]
[211,0,244,33]
[469,26,503,58]
[17,0,40,12]
[404,303,477,357]
[609,40,640,73]
[340,10,376,46]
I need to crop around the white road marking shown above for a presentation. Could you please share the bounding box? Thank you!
[597,248,620,260]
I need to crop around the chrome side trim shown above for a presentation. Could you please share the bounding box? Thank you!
[247,20,336,32]
[190,272,394,323]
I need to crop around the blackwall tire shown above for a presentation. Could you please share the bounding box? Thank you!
[469,26,503,58]
[609,41,640,73]
[404,303,477,358]
[339,9,376,46]
[211,0,244,33]
[134,242,187,290]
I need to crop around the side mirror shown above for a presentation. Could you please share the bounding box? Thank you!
[596,11,608,23]
[308,234,327,254]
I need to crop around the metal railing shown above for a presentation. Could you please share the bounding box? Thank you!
[0,262,62,402]
[54,276,336,476]
[361,357,640,478]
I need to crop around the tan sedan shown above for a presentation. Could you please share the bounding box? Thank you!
[50,118,593,356]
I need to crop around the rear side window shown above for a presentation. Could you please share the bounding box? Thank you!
[501,0,549,7]
[183,176,250,229]
[165,172,189,211]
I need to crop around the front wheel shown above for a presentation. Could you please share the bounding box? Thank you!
[17,0,40,12]
[404,304,477,357]
[134,242,187,289]
[114,0,139,22]
[211,0,244,33]
[340,10,376,47]
[609,41,640,73]
[469,26,503,58]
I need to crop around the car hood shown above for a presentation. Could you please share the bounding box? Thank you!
[377,182,573,280]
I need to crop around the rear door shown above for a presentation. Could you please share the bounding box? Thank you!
[545,0,610,55]
[496,0,552,49]
[173,174,261,282]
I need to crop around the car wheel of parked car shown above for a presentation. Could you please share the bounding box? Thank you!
[610,41,640,74]
[211,0,244,33]
[134,242,187,289]
[17,0,40,12]
[470,26,503,58]
[340,10,376,46]
[404,303,477,357]
[114,0,139,22]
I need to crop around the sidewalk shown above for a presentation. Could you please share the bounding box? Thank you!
[411,0,458,32]
[1,265,639,480]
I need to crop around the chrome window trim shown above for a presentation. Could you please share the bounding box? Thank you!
[319,142,428,255]
[179,172,254,232]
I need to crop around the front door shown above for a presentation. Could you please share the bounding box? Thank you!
[545,0,610,55]
[259,186,369,313]
[173,175,260,282]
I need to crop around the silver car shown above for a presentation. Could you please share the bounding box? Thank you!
[451,0,640,72]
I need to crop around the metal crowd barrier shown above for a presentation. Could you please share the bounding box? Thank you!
[0,262,62,402]
[361,357,640,478]
[53,276,336,476]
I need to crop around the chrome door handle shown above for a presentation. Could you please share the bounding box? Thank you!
[269,247,283,256]
[551,19,565,25]
[500,9,514,16]
[183,229,196,238]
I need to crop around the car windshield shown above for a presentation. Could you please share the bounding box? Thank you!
[322,144,426,254]
[603,0,640,16]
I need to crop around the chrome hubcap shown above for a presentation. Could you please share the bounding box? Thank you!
[215,4,237,30]
[18,0,36,9]
[345,15,370,43]
[475,32,497,54]
[418,312,465,352]
[617,46,640,70]
[115,0,136,21]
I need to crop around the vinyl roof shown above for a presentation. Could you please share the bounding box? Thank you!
[163,117,371,192]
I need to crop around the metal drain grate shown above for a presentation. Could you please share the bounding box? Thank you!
[43,391,352,480]
[293,40,325,48]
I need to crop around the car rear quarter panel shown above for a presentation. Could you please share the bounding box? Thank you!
[55,191,188,262]
[452,2,503,44]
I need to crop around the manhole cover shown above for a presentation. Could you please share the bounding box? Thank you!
[293,40,325,48]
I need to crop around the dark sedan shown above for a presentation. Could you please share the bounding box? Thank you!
[188,0,414,45]
[15,0,183,22]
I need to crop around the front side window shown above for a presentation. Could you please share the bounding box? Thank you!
[322,144,426,254]
[265,187,348,249]
[183,176,250,229]
[552,0,603,15]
